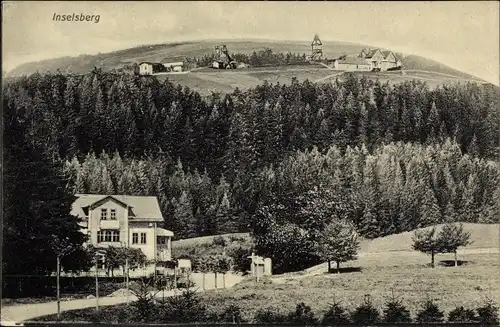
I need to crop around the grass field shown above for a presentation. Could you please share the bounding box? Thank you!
[154,66,485,96]
[179,224,500,320]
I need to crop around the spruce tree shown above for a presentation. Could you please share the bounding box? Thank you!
[3,117,87,274]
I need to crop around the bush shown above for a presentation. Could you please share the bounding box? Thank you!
[160,288,206,323]
[350,296,380,325]
[476,299,499,325]
[254,306,288,323]
[287,302,318,325]
[212,236,227,247]
[227,244,254,273]
[220,304,246,323]
[321,301,350,325]
[382,297,412,323]
[448,306,477,322]
[416,299,444,323]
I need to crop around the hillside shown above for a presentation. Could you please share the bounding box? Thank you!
[7,39,484,84]
[359,223,500,253]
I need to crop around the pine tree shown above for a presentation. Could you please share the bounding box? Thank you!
[3,117,87,274]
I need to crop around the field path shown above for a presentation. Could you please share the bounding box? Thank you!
[1,272,244,323]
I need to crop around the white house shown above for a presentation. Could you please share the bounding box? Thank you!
[162,56,186,72]
[138,62,166,75]
[71,194,173,262]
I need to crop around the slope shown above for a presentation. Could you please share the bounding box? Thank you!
[7,39,483,83]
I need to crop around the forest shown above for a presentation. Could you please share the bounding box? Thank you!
[3,69,499,273]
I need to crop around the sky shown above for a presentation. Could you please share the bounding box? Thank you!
[3,1,499,84]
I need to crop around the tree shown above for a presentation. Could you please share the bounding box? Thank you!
[212,254,232,289]
[3,116,87,275]
[287,302,318,325]
[416,299,444,323]
[316,220,359,273]
[448,306,477,323]
[350,295,380,325]
[437,223,472,266]
[476,299,499,325]
[321,300,350,325]
[412,227,442,267]
[382,294,412,323]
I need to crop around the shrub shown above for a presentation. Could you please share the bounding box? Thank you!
[350,296,380,325]
[321,301,350,325]
[160,288,206,323]
[448,306,477,322]
[416,299,444,323]
[227,244,253,273]
[254,306,288,323]
[220,304,246,323]
[382,297,412,323]
[130,278,160,322]
[476,299,499,325]
[287,302,318,325]
[212,236,227,247]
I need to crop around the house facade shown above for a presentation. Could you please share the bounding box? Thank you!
[71,194,173,262]
[162,56,186,72]
[138,62,166,75]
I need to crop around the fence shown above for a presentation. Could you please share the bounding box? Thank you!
[1,275,188,298]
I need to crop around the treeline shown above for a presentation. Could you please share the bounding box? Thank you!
[4,71,499,175]
[4,71,499,241]
[64,140,499,243]
[195,48,308,67]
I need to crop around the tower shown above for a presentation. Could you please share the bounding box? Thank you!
[311,34,323,61]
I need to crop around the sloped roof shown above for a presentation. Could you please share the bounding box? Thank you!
[339,57,371,65]
[311,34,322,46]
[364,49,383,59]
[71,194,163,221]
[157,228,174,237]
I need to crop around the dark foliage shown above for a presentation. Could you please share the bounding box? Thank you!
[382,297,412,323]
[254,306,288,323]
[448,306,477,323]
[416,299,445,323]
[321,301,351,325]
[350,296,380,324]
[476,299,500,325]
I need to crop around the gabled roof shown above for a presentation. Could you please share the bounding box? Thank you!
[72,194,163,221]
[382,51,398,62]
[311,34,322,46]
[364,49,383,59]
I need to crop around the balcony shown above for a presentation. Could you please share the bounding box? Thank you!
[99,220,120,229]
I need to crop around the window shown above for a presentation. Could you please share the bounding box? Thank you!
[84,208,89,220]
[157,237,166,245]
[132,233,139,244]
[140,233,147,244]
[97,230,119,243]
[110,209,116,220]
[101,208,108,220]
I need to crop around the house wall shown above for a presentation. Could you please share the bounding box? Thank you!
[139,64,153,75]
[129,221,157,260]
[87,198,128,246]
[338,63,371,71]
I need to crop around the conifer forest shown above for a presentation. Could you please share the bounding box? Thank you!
[3,70,500,273]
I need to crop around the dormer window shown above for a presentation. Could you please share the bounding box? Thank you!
[101,208,108,220]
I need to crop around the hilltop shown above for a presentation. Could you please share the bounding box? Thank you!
[7,39,483,82]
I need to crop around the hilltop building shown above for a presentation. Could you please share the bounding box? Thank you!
[329,48,402,71]
[309,34,323,61]
[138,62,166,75]
[71,194,173,262]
